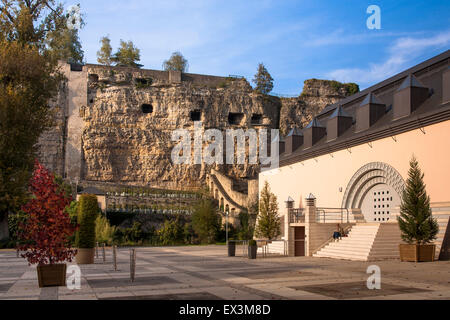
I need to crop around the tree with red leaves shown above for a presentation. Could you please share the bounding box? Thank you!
[18,160,77,265]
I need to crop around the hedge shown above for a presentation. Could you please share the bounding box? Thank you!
[76,194,99,248]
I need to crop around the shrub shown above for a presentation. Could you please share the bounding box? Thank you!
[7,213,27,241]
[95,214,116,245]
[191,199,221,244]
[157,218,183,245]
[18,161,77,265]
[237,211,255,240]
[76,194,99,248]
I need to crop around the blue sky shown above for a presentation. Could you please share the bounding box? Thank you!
[73,0,450,95]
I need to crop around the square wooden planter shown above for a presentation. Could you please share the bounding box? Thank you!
[399,244,436,262]
[37,264,67,288]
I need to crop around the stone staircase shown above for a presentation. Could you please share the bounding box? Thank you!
[313,223,403,261]
[435,212,450,260]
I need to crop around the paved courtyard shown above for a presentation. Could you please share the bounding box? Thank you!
[0,245,449,300]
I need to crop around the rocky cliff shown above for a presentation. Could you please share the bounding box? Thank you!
[80,65,280,190]
[279,79,358,135]
[37,63,358,191]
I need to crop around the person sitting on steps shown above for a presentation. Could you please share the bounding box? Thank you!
[333,224,342,241]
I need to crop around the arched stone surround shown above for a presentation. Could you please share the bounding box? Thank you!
[342,162,405,210]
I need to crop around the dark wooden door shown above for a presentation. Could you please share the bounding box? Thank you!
[294,227,305,256]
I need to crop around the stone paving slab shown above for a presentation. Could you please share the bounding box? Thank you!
[1,246,449,300]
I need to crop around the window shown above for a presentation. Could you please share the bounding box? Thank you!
[141,104,153,114]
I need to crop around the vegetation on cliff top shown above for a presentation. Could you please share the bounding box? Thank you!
[302,78,360,96]
[163,51,189,73]
[253,63,274,95]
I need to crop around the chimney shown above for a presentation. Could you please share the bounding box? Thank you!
[327,106,353,141]
[443,67,450,104]
[285,128,303,154]
[272,135,286,155]
[279,137,286,155]
[393,75,429,120]
[356,93,386,132]
[304,118,326,148]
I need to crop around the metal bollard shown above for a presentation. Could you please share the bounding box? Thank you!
[102,243,106,263]
[95,242,99,258]
[130,248,136,282]
[113,245,117,271]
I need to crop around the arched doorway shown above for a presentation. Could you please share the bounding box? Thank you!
[342,162,405,223]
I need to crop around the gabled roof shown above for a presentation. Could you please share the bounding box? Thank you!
[306,118,325,128]
[397,74,426,91]
[329,105,352,119]
[278,50,450,168]
[318,50,449,117]
[287,128,303,136]
[360,93,384,106]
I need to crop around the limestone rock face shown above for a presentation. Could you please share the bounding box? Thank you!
[279,79,358,135]
[36,64,358,192]
[81,67,280,190]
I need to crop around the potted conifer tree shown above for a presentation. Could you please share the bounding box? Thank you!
[75,194,99,264]
[18,161,77,288]
[398,157,439,262]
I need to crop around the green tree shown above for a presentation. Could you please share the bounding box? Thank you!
[398,156,439,244]
[191,199,221,243]
[45,4,85,64]
[95,214,116,245]
[252,63,273,95]
[0,0,66,240]
[163,51,188,72]
[255,181,280,240]
[112,39,142,68]
[97,35,112,66]
[157,218,183,245]
[237,211,255,240]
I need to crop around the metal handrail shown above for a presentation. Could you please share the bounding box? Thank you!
[289,208,305,223]
[316,207,350,223]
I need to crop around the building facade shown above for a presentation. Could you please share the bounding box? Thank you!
[259,50,450,261]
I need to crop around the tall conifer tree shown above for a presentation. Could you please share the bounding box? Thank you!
[255,181,280,240]
[398,156,439,244]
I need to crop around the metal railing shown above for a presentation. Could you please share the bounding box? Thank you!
[229,240,289,258]
[289,208,305,223]
[316,207,350,223]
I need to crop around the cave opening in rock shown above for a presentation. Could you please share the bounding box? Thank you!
[251,114,263,125]
[228,112,244,125]
[190,110,202,121]
[136,78,153,86]
[141,104,153,114]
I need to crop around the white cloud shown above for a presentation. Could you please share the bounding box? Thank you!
[325,30,450,86]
